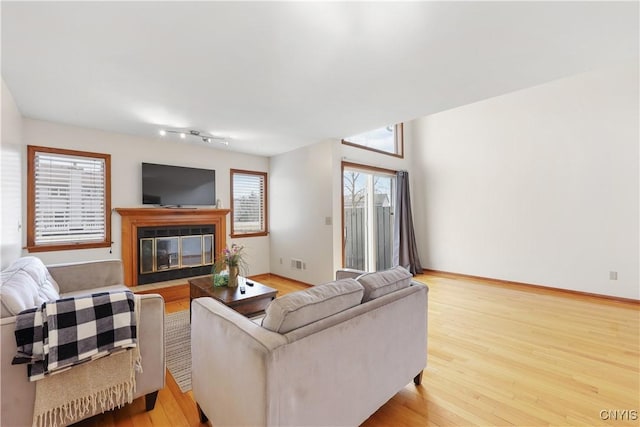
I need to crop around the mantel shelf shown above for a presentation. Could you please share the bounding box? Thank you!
[115,207,230,286]
[115,207,231,217]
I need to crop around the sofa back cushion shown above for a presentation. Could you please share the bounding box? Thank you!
[262,278,364,334]
[356,266,412,302]
[1,257,61,317]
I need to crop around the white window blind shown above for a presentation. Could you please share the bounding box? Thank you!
[232,171,266,235]
[33,150,107,245]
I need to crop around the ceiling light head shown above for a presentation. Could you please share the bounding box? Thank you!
[159,127,230,147]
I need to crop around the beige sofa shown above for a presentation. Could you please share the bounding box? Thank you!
[0,257,165,427]
[191,266,428,427]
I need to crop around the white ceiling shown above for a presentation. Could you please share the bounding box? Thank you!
[2,1,638,157]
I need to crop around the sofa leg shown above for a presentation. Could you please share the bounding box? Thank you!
[413,370,423,386]
[145,391,159,411]
[197,403,209,423]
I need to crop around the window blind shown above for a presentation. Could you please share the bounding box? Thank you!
[33,151,106,244]
[232,172,266,234]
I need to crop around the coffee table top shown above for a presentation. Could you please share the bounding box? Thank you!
[188,275,277,306]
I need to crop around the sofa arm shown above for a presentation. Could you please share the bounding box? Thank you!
[134,293,166,399]
[48,259,124,293]
[1,316,35,427]
[191,298,287,426]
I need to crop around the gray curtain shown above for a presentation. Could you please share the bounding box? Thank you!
[393,171,423,275]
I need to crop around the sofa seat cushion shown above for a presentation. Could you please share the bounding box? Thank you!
[1,257,61,317]
[356,266,412,302]
[262,278,364,334]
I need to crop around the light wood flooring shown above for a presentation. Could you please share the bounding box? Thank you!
[75,273,639,426]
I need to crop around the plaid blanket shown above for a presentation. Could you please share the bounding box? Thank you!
[12,291,137,381]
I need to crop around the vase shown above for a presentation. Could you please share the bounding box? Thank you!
[228,265,239,288]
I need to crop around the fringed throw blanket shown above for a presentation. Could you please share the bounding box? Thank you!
[32,349,136,427]
[12,291,142,427]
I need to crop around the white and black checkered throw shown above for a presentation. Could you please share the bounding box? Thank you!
[12,290,137,381]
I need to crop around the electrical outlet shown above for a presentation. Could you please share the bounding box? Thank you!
[609,271,618,280]
[279,257,283,265]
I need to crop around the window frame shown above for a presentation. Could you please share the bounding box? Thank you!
[27,145,111,252]
[230,168,268,238]
[341,123,404,158]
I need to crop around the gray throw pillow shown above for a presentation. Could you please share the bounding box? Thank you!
[356,266,412,302]
[262,278,364,334]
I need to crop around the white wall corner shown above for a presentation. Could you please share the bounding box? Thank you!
[1,78,25,268]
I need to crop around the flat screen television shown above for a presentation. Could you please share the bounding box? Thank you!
[142,162,216,206]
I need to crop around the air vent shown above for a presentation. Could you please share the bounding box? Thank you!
[291,258,305,270]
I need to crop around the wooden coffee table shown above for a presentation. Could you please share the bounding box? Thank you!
[188,276,277,318]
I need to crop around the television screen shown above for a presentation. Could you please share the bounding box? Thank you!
[142,162,216,206]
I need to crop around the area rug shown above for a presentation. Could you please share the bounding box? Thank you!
[165,310,191,393]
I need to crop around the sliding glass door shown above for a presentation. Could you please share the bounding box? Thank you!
[342,164,396,271]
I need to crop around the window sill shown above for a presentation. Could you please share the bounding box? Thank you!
[230,232,269,238]
[26,241,112,253]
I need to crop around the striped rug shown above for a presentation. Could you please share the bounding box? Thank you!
[165,310,191,393]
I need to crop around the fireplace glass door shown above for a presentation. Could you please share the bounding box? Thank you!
[181,236,203,267]
[203,234,214,264]
[136,224,216,284]
[156,237,179,270]
[140,238,155,274]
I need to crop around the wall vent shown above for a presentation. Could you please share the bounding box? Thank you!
[291,258,305,270]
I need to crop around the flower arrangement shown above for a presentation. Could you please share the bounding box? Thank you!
[216,243,246,269]
[213,243,248,287]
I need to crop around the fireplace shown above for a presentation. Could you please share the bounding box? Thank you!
[137,224,215,285]
[115,208,230,286]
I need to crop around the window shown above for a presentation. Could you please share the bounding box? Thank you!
[230,169,268,237]
[342,123,404,157]
[27,145,111,252]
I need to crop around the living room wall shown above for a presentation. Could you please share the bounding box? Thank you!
[269,135,413,285]
[269,140,335,284]
[409,61,639,300]
[1,78,24,268]
[9,118,271,276]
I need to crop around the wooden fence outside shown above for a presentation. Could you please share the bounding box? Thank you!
[344,206,393,271]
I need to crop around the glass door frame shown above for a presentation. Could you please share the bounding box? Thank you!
[341,161,397,271]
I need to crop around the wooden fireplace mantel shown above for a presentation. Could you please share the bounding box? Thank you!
[115,208,230,286]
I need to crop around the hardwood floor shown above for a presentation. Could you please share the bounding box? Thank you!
[75,273,639,426]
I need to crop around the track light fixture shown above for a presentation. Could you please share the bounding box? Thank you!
[159,129,229,146]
